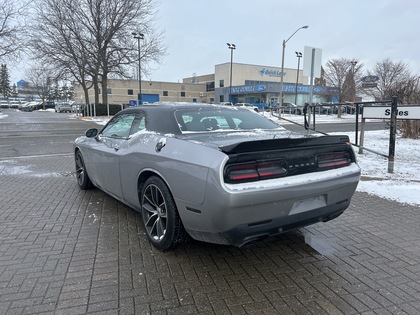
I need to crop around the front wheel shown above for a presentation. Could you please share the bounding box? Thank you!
[75,150,93,190]
[140,176,188,250]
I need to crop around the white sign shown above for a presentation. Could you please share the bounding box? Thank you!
[363,106,420,120]
[303,46,322,78]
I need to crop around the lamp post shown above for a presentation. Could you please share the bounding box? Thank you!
[294,51,302,105]
[279,26,308,109]
[227,43,236,104]
[351,60,357,83]
[351,60,358,101]
[132,32,144,105]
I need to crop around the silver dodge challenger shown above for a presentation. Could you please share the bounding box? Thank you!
[74,103,360,250]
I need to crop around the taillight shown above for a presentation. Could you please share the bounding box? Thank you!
[316,151,351,170]
[225,160,287,183]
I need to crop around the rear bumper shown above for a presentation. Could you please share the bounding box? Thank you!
[177,164,360,246]
[188,199,349,247]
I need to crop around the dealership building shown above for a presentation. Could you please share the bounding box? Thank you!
[73,62,337,108]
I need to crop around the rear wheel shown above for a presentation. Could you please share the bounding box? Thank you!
[140,176,188,250]
[75,150,93,189]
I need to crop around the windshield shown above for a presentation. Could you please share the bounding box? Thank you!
[175,107,280,133]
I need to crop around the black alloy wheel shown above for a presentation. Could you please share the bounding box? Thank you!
[75,150,93,190]
[141,176,188,250]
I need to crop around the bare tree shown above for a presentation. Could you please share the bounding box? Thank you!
[29,0,165,106]
[364,59,413,101]
[363,59,419,139]
[323,58,363,103]
[26,63,58,109]
[0,0,26,60]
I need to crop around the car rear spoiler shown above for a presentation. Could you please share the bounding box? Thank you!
[218,135,351,154]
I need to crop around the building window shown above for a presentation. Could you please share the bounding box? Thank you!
[180,91,186,97]
[128,89,133,95]
[163,91,168,96]
[206,82,215,92]
[107,88,112,94]
[219,80,224,88]
[192,98,197,103]
[219,95,224,102]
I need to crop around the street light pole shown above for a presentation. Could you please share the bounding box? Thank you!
[351,60,358,82]
[295,51,302,105]
[279,25,308,110]
[351,60,358,100]
[227,43,236,104]
[132,32,144,105]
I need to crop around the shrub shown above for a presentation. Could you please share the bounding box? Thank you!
[401,120,420,139]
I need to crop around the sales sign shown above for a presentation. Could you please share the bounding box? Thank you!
[363,105,420,120]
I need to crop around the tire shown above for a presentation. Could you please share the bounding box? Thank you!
[75,150,93,190]
[140,176,188,250]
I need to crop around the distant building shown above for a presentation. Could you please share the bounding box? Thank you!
[16,80,29,88]
[73,62,337,107]
[73,79,214,106]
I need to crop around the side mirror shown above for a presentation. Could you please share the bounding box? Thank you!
[85,128,98,138]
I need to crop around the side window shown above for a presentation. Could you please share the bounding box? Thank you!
[101,114,136,138]
[129,115,146,136]
[232,117,243,128]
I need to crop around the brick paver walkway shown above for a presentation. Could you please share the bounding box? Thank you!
[1,155,419,314]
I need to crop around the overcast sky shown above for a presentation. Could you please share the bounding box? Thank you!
[146,0,419,82]
[10,0,419,84]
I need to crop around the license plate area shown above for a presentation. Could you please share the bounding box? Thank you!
[289,195,327,215]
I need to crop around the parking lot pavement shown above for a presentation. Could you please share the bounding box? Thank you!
[1,155,420,315]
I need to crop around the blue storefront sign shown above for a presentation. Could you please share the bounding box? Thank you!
[230,83,330,95]
[231,85,266,94]
[216,82,338,104]
[283,85,326,94]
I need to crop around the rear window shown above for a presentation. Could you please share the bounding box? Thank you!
[175,107,280,132]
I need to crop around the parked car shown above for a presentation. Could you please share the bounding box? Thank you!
[43,100,55,109]
[55,102,72,113]
[71,103,84,113]
[234,102,259,112]
[18,101,42,112]
[318,104,333,115]
[74,103,360,250]
[332,105,347,115]
[345,103,357,114]
[281,102,303,115]
[267,102,303,115]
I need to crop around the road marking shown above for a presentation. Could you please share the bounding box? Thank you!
[0,153,73,160]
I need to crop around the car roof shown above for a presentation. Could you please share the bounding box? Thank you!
[115,103,235,135]
[112,102,274,135]
[120,102,238,115]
